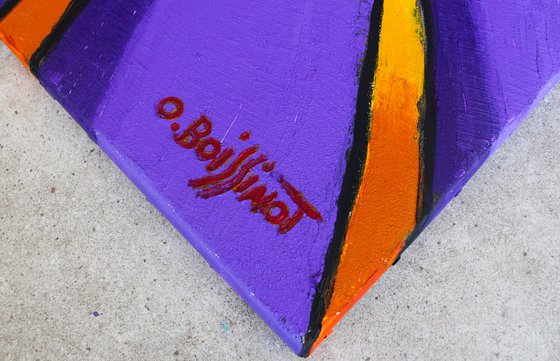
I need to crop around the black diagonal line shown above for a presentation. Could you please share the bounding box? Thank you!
[403,0,437,251]
[29,0,90,75]
[0,0,20,21]
[300,0,385,356]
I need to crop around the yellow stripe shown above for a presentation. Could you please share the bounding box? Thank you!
[311,0,427,352]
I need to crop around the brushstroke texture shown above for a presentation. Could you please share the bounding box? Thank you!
[0,0,71,63]
[36,0,154,137]
[1,0,559,357]
[306,0,427,352]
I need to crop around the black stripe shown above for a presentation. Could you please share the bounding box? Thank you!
[0,0,20,21]
[29,0,90,75]
[300,0,385,356]
[403,0,438,250]
[419,0,437,223]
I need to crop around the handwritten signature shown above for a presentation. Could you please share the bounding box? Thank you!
[156,97,323,234]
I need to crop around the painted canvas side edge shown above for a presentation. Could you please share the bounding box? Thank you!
[301,0,384,355]
[95,132,305,355]
[28,0,90,74]
[35,0,155,139]
[303,0,560,354]
[1,0,559,357]
[426,69,560,227]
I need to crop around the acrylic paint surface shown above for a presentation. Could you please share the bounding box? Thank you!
[429,0,560,217]
[0,0,71,63]
[311,0,427,348]
[85,3,373,347]
[1,0,559,357]
[25,1,377,354]
[36,0,154,134]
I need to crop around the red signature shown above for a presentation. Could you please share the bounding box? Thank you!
[156,97,323,234]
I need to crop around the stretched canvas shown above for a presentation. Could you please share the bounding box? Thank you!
[1,0,559,356]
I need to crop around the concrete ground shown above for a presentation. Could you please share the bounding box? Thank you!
[0,43,559,361]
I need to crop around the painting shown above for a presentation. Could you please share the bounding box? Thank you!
[1,0,559,356]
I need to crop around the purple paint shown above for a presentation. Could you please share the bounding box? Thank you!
[36,0,376,353]
[37,0,154,138]
[24,0,560,355]
[0,0,13,10]
[91,3,374,352]
[429,0,560,216]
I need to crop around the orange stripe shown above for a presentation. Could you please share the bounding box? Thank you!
[0,0,71,65]
[311,0,427,351]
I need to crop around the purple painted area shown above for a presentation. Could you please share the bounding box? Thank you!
[30,0,560,354]
[37,0,153,138]
[0,0,12,9]
[430,0,560,213]
[36,0,375,352]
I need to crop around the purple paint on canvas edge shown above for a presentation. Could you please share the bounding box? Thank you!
[80,0,375,341]
[96,132,305,354]
[37,0,153,139]
[38,0,376,342]
[26,0,560,353]
[429,0,560,213]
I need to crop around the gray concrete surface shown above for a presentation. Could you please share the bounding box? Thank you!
[0,42,559,361]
